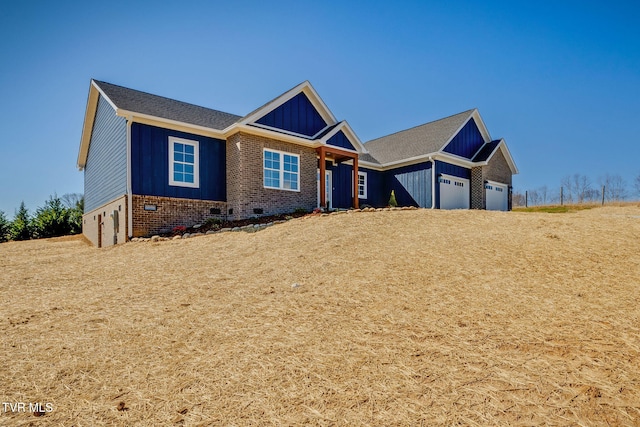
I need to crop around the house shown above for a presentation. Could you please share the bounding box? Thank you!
[77,80,518,247]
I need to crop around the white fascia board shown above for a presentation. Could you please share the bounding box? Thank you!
[239,81,337,127]
[498,140,519,175]
[342,159,385,171]
[470,109,492,142]
[77,81,117,169]
[230,124,322,148]
[320,121,369,154]
[118,110,227,139]
[432,152,475,168]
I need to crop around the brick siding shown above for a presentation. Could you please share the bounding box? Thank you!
[471,167,485,209]
[131,195,226,237]
[226,132,317,220]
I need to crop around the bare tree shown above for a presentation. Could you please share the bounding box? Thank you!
[528,189,540,206]
[512,192,525,207]
[570,174,593,203]
[600,174,628,202]
[560,175,574,204]
[635,173,640,197]
[539,185,548,205]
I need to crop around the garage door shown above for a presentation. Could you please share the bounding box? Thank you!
[439,174,470,209]
[485,181,508,211]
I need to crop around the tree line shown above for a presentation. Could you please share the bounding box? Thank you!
[0,193,83,243]
[513,173,640,207]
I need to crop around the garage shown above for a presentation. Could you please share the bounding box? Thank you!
[485,181,508,211]
[439,174,470,209]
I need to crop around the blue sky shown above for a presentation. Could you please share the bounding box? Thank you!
[1,1,639,217]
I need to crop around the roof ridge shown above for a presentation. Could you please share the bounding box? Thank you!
[365,109,476,144]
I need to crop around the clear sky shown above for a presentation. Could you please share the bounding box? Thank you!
[1,0,639,217]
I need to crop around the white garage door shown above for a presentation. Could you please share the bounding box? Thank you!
[485,181,508,211]
[439,174,470,209]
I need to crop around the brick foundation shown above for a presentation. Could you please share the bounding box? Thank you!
[226,132,317,220]
[131,195,226,237]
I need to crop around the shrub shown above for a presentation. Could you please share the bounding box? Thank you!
[388,190,398,207]
[294,207,308,214]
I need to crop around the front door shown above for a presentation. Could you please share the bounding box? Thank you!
[317,170,333,209]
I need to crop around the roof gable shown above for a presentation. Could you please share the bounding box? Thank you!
[255,92,328,137]
[363,109,475,165]
[442,117,486,159]
[240,81,337,137]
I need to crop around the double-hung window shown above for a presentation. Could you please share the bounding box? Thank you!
[169,137,199,188]
[357,171,367,199]
[264,149,299,191]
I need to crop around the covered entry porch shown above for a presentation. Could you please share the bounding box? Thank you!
[316,145,359,210]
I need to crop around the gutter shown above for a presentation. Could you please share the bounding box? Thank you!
[429,156,436,209]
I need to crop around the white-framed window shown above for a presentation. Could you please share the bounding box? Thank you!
[263,148,299,191]
[357,171,367,199]
[169,137,199,188]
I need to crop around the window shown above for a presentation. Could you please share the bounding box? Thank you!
[169,137,199,188]
[264,149,299,191]
[357,171,367,199]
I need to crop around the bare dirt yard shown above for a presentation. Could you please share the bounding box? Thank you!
[1,206,639,426]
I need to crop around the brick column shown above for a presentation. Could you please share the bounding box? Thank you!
[471,166,485,209]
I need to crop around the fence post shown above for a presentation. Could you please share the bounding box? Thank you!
[560,186,563,206]
[601,185,605,205]
[525,191,528,208]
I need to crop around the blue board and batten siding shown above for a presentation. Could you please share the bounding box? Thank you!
[442,118,485,159]
[130,123,226,201]
[256,93,327,137]
[84,95,127,212]
[327,130,356,151]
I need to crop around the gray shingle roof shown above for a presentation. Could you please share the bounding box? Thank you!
[363,109,475,165]
[472,140,501,162]
[93,80,242,130]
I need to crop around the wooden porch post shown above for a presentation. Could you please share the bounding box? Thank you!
[353,156,359,209]
[318,146,326,209]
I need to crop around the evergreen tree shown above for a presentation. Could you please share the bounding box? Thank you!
[32,195,71,238]
[10,202,32,241]
[62,193,84,234]
[0,210,10,242]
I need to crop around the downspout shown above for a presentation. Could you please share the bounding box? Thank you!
[429,156,436,209]
[126,117,133,241]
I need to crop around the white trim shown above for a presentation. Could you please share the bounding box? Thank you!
[232,124,323,148]
[357,171,367,199]
[126,117,133,240]
[119,111,227,139]
[320,121,369,154]
[248,122,321,140]
[263,148,300,192]
[317,169,333,208]
[168,137,200,188]
[485,179,508,187]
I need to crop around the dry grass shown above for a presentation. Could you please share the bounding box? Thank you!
[1,206,639,426]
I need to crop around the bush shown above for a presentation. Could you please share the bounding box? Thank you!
[10,202,32,241]
[388,190,398,207]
